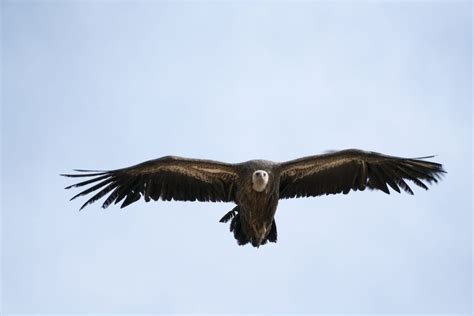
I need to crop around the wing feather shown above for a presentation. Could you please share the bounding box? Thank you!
[368,164,390,194]
[70,177,115,201]
[279,149,445,199]
[377,165,401,193]
[62,156,239,210]
[80,182,117,210]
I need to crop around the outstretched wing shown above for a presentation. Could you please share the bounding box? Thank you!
[278,149,446,199]
[62,156,239,210]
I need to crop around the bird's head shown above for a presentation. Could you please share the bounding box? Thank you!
[252,170,269,192]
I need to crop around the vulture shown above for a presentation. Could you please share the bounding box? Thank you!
[62,149,445,247]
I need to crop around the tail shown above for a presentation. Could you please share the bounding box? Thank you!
[219,206,278,247]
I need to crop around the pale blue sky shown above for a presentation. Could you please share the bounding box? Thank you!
[1,1,472,314]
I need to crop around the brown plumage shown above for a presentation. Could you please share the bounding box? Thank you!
[62,149,446,247]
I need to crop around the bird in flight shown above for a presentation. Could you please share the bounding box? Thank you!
[62,149,445,247]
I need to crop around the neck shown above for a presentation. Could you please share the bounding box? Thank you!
[252,179,267,192]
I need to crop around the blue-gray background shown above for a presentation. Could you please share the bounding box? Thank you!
[1,1,472,314]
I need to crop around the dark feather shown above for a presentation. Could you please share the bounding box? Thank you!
[279,149,445,199]
[79,182,116,210]
[64,174,110,189]
[229,214,249,246]
[62,156,239,210]
[70,177,114,201]
[377,165,401,193]
[267,219,277,243]
[219,205,239,223]
[368,165,390,194]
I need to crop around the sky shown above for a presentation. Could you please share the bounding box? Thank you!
[1,1,472,315]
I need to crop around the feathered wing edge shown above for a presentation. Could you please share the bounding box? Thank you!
[61,156,239,210]
[278,149,446,198]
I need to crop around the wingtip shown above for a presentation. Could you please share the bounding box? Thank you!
[61,170,109,178]
[411,154,436,160]
[79,201,90,211]
[73,169,107,172]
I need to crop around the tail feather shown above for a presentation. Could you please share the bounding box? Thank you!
[267,219,277,243]
[230,214,249,246]
[220,207,277,247]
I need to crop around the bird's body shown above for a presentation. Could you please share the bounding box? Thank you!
[62,149,446,247]
[232,160,280,246]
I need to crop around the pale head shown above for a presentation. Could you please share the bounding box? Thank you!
[252,170,269,192]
